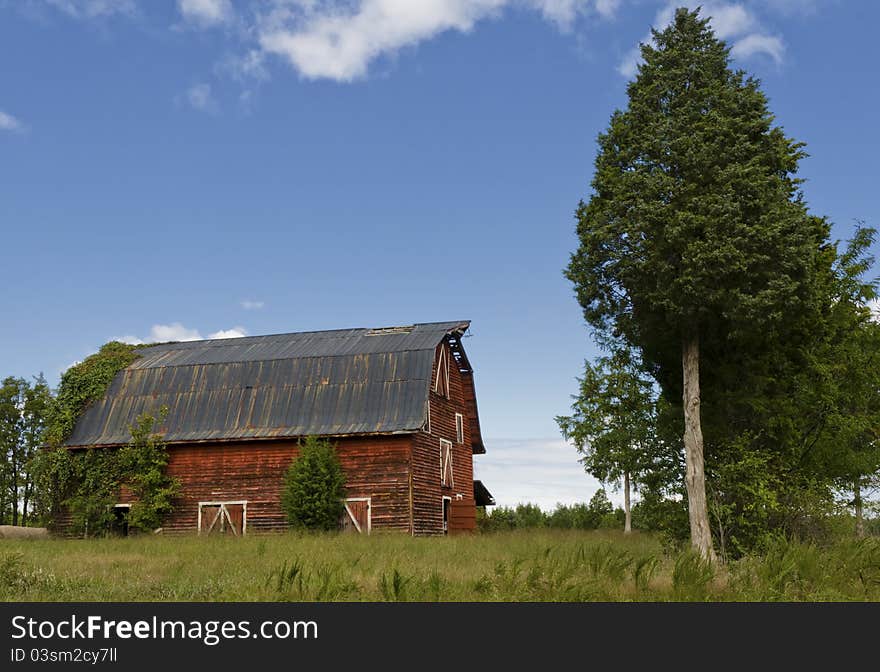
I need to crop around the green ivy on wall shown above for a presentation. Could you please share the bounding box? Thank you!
[32,341,179,535]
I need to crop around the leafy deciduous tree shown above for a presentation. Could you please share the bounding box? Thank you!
[557,348,656,533]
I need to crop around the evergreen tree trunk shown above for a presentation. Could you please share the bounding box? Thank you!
[624,471,632,534]
[854,479,865,539]
[682,333,716,561]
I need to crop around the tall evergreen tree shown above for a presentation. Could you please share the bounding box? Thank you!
[565,9,830,559]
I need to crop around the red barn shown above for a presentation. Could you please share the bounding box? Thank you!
[64,321,494,536]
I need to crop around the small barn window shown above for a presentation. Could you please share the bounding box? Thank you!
[434,346,450,398]
[440,439,454,488]
[455,413,464,444]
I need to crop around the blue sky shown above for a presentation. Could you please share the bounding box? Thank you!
[1,1,878,509]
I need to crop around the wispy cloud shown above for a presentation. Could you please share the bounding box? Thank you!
[617,1,787,77]
[177,0,233,27]
[42,0,137,19]
[731,32,784,65]
[526,0,618,30]
[240,300,265,310]
[476,436,621,510]
[0,109,24,133]
[180,82,218,112]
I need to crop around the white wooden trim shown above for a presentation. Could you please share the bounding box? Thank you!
[197,500,248,536]
[434,346,450,397]
[440,439,453,488]
[425,400,432,434]
[455,413,464,444]
[442,496,452,534]
[343,497,371,534]
[113,503,131,509]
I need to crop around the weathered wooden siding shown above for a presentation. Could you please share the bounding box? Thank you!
[56,435,412,535]
[412,340,477,535]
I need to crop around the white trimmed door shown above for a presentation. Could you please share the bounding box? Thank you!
[198,501,247,536]
[340,498,371,534]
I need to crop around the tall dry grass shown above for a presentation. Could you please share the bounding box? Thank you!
[1,529,877,602]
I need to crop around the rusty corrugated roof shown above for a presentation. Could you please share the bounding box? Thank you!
[66,321,469,447]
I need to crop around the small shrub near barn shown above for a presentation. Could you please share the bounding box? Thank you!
[281,437,346,531]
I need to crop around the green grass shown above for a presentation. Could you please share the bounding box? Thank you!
[1,530,878,601]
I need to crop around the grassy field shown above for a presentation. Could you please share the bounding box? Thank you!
[2,530,879,602]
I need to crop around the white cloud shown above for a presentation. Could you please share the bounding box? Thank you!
[616,45,641,77]
[869,299,880,322]
[594,0,619,19]
[177,0,233,27]
[730,32,784,65]
[259,0,507,82]
[0,110,24,133]
[476,437,622,510]
[257,0,618,82]
[220,49,270,83]
[115,323,249,344]
[526,0,606,30]
[182,82,217,112]
[149,323,204,342]
[43,0,136,18]
[240,300,265,310]
[208,326,248,339]
[617,1,787,77]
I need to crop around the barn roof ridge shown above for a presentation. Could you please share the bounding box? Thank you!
[136,320,470,350]
[66,319,476,448]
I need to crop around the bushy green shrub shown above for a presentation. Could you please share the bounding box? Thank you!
[281,437,346,531]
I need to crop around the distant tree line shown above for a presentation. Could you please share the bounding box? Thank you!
[478,490,625,532]
[0,375,51,525]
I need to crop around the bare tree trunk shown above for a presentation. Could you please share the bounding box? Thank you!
[623,471,632,534]
[11,467,18,527]
[22,483,31,527]
[682,334,716,562]
[854,478,865,539]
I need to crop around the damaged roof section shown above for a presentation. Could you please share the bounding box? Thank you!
[66,321,471,448]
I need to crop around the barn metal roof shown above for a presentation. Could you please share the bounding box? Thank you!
[66,321,470,447]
